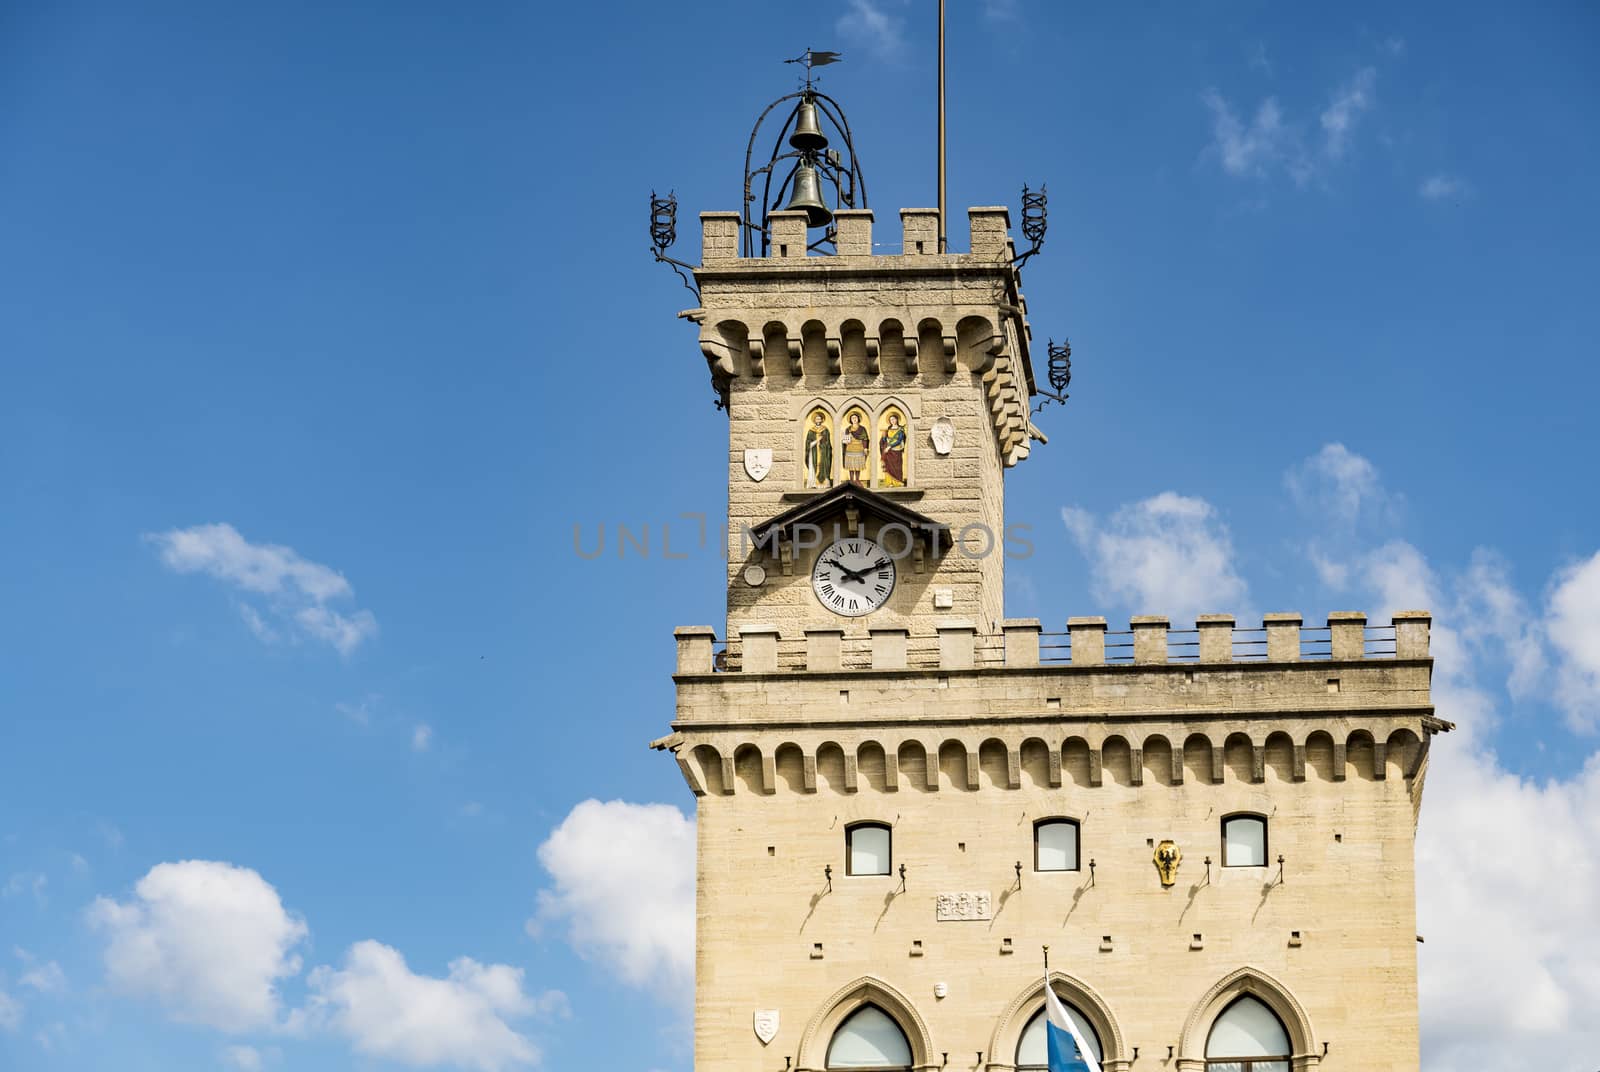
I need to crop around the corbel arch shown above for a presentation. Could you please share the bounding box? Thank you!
[986,971,1128,1072]
[956,312,1005,377]
[796,975,936,1072]
[1176,966,1319,1072]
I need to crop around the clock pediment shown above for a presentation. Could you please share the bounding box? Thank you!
[748,483,949,557]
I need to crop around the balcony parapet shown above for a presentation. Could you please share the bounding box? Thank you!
[677,612,1430,675]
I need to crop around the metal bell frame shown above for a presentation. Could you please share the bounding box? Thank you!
[742,89,869,258]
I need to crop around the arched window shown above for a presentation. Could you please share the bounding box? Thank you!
[1204,995,1291,1070]
[1222,814,1267,867]
[1033,818,1080,872]
[827,1005,913,1069]
[1015,997,1103,1070]
[846,822,891,876]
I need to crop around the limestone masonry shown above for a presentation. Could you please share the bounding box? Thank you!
[654,205,1439,1072]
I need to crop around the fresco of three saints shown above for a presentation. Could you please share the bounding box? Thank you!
[802,404,909,489]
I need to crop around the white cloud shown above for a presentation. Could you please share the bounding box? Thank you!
[147,523,377,655]
[3,872,47,904]
[1285,442,1393,526]
[1420,173,1468,200]
[294,605,378,656]
[412,724,434,753]
[306,941,543,1071]
[1061,492,1249,626]
[836,0,906,61]
[1382,35,1407,58]
[1548,551,1600,732]
[336,695,378,726]
[531,800,695,992]
[1320,67,1376,159]
[17,958,67,996]
[1418,749,1600,1064]
[1202,90,1288,178]
[223,1044,265,1071]
[0,989,20,1032]
[239,604,280,644]
[1204,67,1378,187]
[34,1020,66,1051]
[87,860,307,1033]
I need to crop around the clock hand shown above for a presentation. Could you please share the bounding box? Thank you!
[824,559,864,582]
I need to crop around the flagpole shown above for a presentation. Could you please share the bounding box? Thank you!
[937,0,946,253]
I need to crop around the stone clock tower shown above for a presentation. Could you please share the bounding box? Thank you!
[701,203,1032,647]
[654,89,1440,1072]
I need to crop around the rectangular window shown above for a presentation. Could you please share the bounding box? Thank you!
[847,823,891,876]
[1222,815,1267,867]
[1034,819,1079,871]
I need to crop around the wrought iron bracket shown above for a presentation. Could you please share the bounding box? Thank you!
[1031,338,1073,414]
[648,190,700,303]
[1013,182,1048,267]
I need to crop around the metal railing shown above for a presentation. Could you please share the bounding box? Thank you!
[704,623,1408,673]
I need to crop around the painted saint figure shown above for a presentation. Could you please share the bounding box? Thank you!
[803,410,834,488]
[842,409,870,485]
[878,410,907,487]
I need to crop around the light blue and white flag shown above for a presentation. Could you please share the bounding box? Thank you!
[1044,978,1102,1072]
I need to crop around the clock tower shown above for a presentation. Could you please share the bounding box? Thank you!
[700,198,1033,653]
[654,78,1439,1072]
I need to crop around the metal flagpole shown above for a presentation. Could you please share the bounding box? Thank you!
[937,0,947,253]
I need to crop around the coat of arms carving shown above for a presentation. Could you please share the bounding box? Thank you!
[1154,839,1182,887]
[753,1009,780,1045]
[743,448,773,481]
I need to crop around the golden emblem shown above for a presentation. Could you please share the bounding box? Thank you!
[1154,840,1182,887]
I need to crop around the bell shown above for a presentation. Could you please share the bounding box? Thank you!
[783,160,833,227]
[788,96,828,151]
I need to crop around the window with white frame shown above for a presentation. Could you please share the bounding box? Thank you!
[846,821,891,876]
[1222,814,1267,867]
[1033,818,1080,872]
[1204,995,1291,1071]
[826,1005,912,1069]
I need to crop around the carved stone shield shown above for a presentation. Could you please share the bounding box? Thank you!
[743,448,773,481]
[753,1009,780,1045]
[930,417,955,455]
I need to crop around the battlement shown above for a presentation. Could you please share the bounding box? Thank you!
[688,206,1037,466]
[674,611,1432,675]
[661,610,1439,807]
[699,205,1017,264]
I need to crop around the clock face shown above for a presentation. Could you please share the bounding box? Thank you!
[812,537,896,617]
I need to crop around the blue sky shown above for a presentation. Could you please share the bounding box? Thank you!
[2,2,1597,1069]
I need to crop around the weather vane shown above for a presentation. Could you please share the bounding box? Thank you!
[783,48,841,89]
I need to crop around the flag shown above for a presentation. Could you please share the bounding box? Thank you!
[1044,980,1102,1072]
